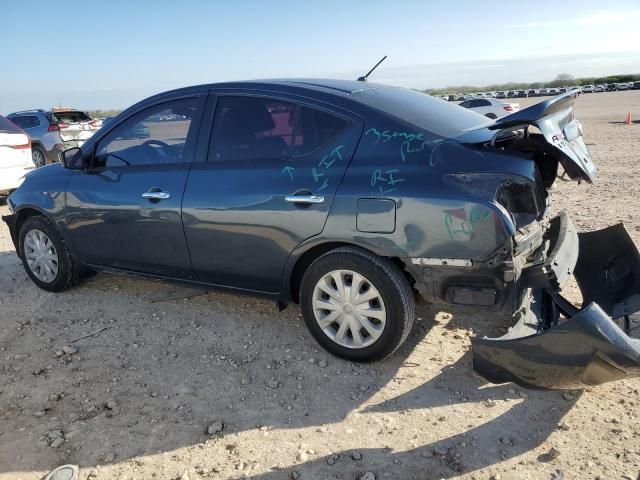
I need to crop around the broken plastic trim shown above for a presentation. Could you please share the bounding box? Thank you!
[472,296,640,389]
[472,221,640,389]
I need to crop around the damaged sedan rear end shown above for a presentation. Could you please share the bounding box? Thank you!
[454,92,640,388]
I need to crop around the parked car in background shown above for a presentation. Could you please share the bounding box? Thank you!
[6,109,100,167]
[527,89,537,97]
[459,97,520,119]
[633,81,640,90]
[0,115,34,194]
[495,91,506,99]
[617,83,629,91]
[582,85,594,93]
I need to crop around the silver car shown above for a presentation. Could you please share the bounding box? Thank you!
[6,109,100,167]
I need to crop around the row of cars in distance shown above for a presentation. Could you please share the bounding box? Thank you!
[436,81,640,102]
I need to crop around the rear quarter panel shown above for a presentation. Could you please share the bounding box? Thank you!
[306,113,538,263]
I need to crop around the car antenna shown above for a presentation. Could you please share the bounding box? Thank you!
[357,55,387,82]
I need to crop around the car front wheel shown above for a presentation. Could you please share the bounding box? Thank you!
[19,215,77,292]
[300,247,415,362]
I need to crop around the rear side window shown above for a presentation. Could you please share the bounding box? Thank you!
[0,115,22,134]
[210,96,296,162]
[8,115,40,129]
[292,106,349,156]
[210,97,350,162]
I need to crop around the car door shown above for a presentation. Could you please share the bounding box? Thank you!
[65,94,206,278]
[182,93,363,293]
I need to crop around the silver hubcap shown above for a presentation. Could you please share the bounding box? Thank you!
[312,269,386,349]
[24,229,59,283]
[33,150,45,167]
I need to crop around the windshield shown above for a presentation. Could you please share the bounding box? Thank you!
[0,115,22,134]
[352,84,487,138]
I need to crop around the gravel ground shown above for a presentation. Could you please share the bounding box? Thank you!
[0,91,639,480]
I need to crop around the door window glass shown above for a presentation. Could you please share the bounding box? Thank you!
[210,96,295,162]
[8,115,40,129]
[95,97,199,168]
[292,107,350,156]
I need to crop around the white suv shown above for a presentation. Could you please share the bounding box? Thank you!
[0,115,34,194]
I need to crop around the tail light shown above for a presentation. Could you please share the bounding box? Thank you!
[504,105,514,112]
[89,120,100,128]
[48,122,69,131]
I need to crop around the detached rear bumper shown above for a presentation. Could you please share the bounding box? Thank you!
[2,214,19,253]
[472,214,640,389]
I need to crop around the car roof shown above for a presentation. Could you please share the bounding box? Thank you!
[113,78,491,140]
[7,109,48,116]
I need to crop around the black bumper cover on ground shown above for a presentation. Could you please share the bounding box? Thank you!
[472,216,640,389]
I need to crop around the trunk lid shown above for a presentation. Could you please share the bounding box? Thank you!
[462,92,596,183]
[492,92,596,183]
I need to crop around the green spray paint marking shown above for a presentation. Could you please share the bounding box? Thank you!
[281,166,294,181]
[370,168,405,194]
[310,144,346,190]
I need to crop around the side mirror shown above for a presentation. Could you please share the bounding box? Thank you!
[60,147,85,170]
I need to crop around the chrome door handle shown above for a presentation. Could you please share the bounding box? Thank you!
[142,190,170,200]
[285,195,325,204]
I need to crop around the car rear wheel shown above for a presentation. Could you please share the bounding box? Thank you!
[32,147,47,168]
[19,215,77,292]
[300,247,415,362]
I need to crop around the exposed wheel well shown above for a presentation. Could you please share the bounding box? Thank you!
[15,208,46,244]
[289,242,416,303]
[31,141,45,151]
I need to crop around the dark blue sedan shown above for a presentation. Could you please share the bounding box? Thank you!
[4,79,640,388]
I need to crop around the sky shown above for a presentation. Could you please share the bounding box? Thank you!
[1,0,640,112]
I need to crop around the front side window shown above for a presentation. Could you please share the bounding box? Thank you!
[210,96,296,162]
[94,97,199,168]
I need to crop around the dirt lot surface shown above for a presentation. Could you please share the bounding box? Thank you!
[1,91,639,480]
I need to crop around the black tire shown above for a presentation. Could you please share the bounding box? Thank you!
[32,147,47,168]
[19,215,78,292]
[299,246,415,362]
[485,113,497,119]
